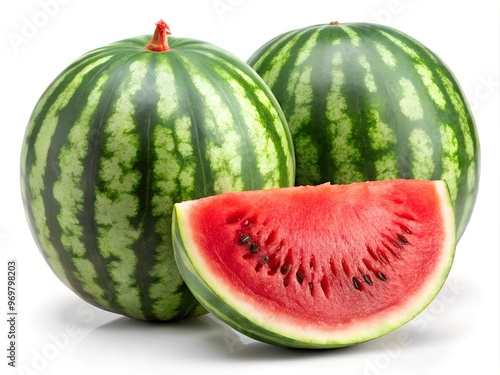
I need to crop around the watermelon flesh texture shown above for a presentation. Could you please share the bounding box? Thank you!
[173,180,456,348]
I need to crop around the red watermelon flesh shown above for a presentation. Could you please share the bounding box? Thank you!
[173,180,456,347]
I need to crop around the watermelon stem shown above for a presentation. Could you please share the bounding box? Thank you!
[145,19,171,52]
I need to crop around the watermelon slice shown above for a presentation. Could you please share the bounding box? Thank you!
[172,180,456,348]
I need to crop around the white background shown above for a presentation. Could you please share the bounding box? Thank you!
[1,0,499,374]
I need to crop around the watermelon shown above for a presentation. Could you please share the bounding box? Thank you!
[20,20,295,321]
[172,179,456,348]
[247,22,480,240]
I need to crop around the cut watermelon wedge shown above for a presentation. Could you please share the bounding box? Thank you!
[172,180,456,348]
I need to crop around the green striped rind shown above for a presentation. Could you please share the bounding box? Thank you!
[248,22,480,239]
[20,35,295,321]
[172,205,314,348]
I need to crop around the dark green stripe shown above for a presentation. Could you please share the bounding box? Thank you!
[335,26,376,181]
[204,62,266,190]
[257,27,326,185]
[126,52,204,320]
[208,49,295,187]
[167,53,216,199]
[89,52,154,317]
[301,27,338,184]
[127,54,163,320]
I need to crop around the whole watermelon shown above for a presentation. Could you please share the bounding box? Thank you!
[20,20,295,321]
[248,22,480,240]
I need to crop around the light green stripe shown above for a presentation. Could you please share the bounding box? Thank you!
[340,25,361,46]
[94,59,146,319]
[358,55,377,93]
[437,69,476,233]
[149,125,185,319]
[186,65,244,193]
[290,28,323,69]
[415,63,446,109]
[22,76,67,155]
[286,65,314,128]
[409,128,435,179]
[287,65,317,183]
[174,115,197,196]
[148,60,186,318]
[367,108,398,179]
[374,42,396,69]
[294,135,321,184]
[219,71,288,191]
[438,71,475,159]
[326,52,363,182]
[285,31,321,98]
[379,30,420,60]
[459,162,477,235]
[27,56,112,290]
[439,124,461,203]
[237,70,295,186]
[399,78,424,121]
[53,74,111,309]
[380,29,446,112]
[258,28,311,88]
[286,63,314,118]
[150,126,180,213]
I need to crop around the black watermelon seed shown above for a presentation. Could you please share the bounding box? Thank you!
[377,272,387,282]
[250,243,259,254]
[296,271,305,284]
[363,274,373,285]
[239,235,251,244]
[280,264,291,275]
[397,235,408,244]
[352,277,361,290]
[262,255,269,264]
